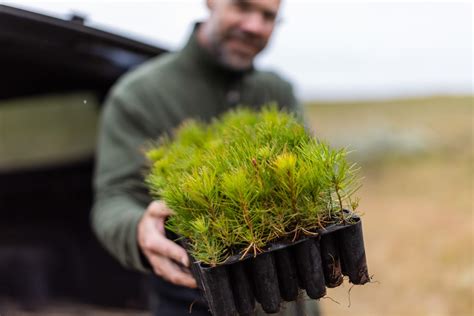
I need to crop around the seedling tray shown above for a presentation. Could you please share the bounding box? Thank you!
[181,214,369,316]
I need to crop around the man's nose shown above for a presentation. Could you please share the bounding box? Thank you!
[240,12,270,36]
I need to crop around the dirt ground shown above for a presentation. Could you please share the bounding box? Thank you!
[2,96,472,316]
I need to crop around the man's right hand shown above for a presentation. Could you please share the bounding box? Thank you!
[137,200,197,288]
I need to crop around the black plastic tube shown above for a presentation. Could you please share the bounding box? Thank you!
[320,233,343,288]
[274,248,299,301]
[229,262,255,315]
[200,265,237,316]
[294,238,326,299]
[251,252,281,313]
[337,219,370,285]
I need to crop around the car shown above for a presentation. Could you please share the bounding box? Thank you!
[0,4,167,310]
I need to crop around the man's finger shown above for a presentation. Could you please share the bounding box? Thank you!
[147,200,174,218]
[144,232,190,267]
[148,254,197,289]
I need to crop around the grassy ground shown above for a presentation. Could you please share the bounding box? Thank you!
[305,95,473,316]
[1,95,472,315]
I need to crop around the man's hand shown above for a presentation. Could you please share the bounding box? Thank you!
[137,200,197,288]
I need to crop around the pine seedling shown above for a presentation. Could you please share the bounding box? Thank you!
[145,105,362,265]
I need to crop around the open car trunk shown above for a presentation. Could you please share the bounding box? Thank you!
[0,5,167,309]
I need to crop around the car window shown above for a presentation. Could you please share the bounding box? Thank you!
[0,92,99,171]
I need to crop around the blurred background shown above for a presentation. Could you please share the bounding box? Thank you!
[0,0,472,315]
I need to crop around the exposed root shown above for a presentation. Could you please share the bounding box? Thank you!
[347,284,355,308]
[188,300,197,314]
[322,295,341,305]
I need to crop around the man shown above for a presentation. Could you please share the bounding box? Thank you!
[92,0,319,315]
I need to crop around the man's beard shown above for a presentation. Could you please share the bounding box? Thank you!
[211,28,267,71]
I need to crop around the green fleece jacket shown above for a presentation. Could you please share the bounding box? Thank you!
[91,27,299,273]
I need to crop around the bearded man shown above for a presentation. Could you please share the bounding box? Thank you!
[92,1,319,315]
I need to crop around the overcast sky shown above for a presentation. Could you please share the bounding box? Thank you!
[2,0,472,101]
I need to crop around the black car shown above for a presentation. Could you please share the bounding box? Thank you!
[0,4,166,310]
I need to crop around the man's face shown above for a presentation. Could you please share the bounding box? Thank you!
[205,0,280,70]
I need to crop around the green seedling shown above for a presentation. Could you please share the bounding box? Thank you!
[145,105,361,266]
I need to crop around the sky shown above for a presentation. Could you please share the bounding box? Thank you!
[2,0,472,101]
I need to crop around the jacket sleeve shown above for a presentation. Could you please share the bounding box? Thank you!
[91,86,157,273]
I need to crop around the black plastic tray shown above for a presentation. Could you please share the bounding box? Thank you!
[184,215,369,315]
